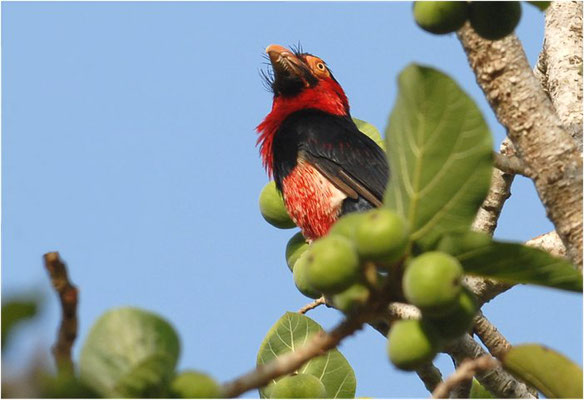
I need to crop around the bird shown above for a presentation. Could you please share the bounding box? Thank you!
[257,44,389,241]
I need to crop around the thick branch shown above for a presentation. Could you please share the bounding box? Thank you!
[220,312,368,398]
[43,252,78,375]
[431,355,498,399]
[536,1,583,148]
[458,25,583,269]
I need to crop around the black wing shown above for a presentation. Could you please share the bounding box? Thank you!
[272,109,389,208]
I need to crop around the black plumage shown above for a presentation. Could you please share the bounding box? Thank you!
[272,108,389,215]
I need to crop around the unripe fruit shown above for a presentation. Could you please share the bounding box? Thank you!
[305,235,361,295]
[259,181,296,229]
[170,371,220,399]
[332,283,370,313]
[328,212,366,240]
[270,374,327,399]
[387,319,441,370]
[286,232,308,272]
[293,252,322,299]
[354,209,408,264]
[469,1,522,41]
[427,287,478,341]
[403,252,463,316]
[413,1,469,34]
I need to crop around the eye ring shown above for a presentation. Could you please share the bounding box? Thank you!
[316,62,326,71]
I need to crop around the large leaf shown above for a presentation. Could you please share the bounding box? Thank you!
[353,118,386,151]
[436,232,582,292]
[79,307,180,397]
[502,344,583,398]
[257,312,356,399]
[384,64,493,249]
[2,295,41,349]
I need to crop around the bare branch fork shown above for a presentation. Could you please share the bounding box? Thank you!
[431,355,498,399]
[457,23,583,268]
[43,252,79,376]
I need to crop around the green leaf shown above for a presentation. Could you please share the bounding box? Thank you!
[384,64,493,250]
[470,378,494,398]
[257,312,356,399]
[2,296,40,349]
[502,344,583,398]
[437,232,583,292]
[79,307,181,398]
[527,1,550,11]
[353,118,386,151]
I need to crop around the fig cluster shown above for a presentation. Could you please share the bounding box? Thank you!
[288,209,410,313]
[413,1,522,41]
[387,252,478,370]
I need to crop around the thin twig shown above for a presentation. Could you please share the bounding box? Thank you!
[43,252,78,375]
[431,355,498,399]
[298,296,326,314]
[445,335,535,399]
[220,311,371,398]
[416,362,444,393]
[473,312,512,360]
[493,152,532,177]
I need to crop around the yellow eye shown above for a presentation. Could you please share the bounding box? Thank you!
[316,62,326,71]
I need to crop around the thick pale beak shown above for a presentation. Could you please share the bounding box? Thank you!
[265,44,305,80]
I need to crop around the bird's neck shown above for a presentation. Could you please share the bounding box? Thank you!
[257,82,349,177]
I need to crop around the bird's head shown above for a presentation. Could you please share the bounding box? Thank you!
[263,44,349,114]
[257,44,350,175]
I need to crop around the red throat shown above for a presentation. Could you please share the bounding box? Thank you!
[256,79,349,177]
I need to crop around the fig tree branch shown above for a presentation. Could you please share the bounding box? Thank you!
[457,24,583,269]
[534,1,583,149]
[298,296,327,314]
[431,355,498,399]
[444,334,535,399]
[43,252,78,376]
[473,311,511,360]
[383,303,535,399]
[493,151,531,177]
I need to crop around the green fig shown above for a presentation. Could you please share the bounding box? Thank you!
[426,287,478,341]
[259,181,296,229]
[293,251,322,299]
[170,371,220,399]
[469,1,522,41]
[270,374,327,399]
[354,209,409,265]
[413,1,469,35]
[387,319,441,370]
[332,283,370,313]
[403,251,463,316]
[305,235,361,295]
[286,232,308,272]
[328,212,366,240]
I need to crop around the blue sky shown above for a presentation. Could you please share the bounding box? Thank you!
[2,2,581,398]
